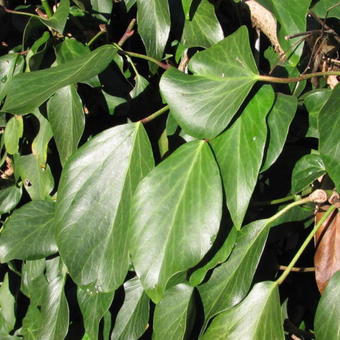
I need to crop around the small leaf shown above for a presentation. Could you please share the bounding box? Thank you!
[202,281,284,340]
[312,0,340,19]
[318,84,340,191]
[40,0,70,34]
[78,288,114,340]
[153,283,194,340]
[137,0,170,72]
[261,93,297,172]
[211,85,274,228]
[314,270,340,339]
[0,184,22,215]
[2,44,116,114]
[314,207,340,294]
[181,0,193,19]
[160,26,259,139]
[0,201,57,262]
[0,274,15,334]
[90,0,113,22]
[291,154,325,193]
[129,140,222,302]
[111,277,150,340]
[56,123,154,292]
[4,115,23,154]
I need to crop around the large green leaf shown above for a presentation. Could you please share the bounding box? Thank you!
[1,44,116,114]
[181,0,224,49]
[129,140,222,303]
[0,184,22,215]
[4,115,23,154]
[56,123,154,292]
[314,270,340,339]
[110,277,150,340]
[0,201,57,262]
[0,274,15,335]
[47,85,85,166]
[153,283,194,340]
[199,219,270,327]
[258,0,311,65]
[202,281,284,340]
[137,0,170,73]
[39,0,70,33]
[160,26,259,139]
[318,84,340,190]
[211,85,274,228]
[261,93,297,172]
[78,288,114,340]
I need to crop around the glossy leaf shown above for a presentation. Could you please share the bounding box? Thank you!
[0,201,57,262]
[47,85,85,166]
[202,281,284,340]
[261,93,297,172]
[153,283,194,340]
[0,274,15,334]
[0,184,22,215]
[314,270,340,339]
[111,277,150,340]
[129,140,222,302]
[291,154,325,193]
[56,123,154,292]
[211,85,274,228]
[4,115,23,154]
[312,0,340,19]
[39,0,70,34]
[78,288,114,340]
[199,219,270,326]
[181,0,224,49]
[318,84,340,190]
[2,44,116,114]
[160,26,259,139]
[137,0,170,73]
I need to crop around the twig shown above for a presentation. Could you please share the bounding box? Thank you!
[279,265,314,272]
[118,18,136,47]
[140,105,169,124]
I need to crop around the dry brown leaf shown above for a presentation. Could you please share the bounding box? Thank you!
[314,206,340,294]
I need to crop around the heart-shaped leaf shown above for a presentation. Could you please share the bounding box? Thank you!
[39,0,70,34]
[160,26,259,139]
[56,123,154,292]
[129,140,222,302]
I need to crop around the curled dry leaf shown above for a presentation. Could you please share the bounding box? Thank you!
[314,205,340,294]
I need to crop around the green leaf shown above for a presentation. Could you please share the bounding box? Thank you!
[90,0,113,22]
[37,257,69,340]
[314,270,340,339]
[0,274,15,334]
[129,140,222,302]
[318,84,340,190]
[0,184,22,215]
[0,201,57,262]
[181,0,193,19]
[291,154,325,193]
[257,0,311,65]
[199,219,270,327]
[40,0,70,34]
[261,93,297,172]
[312,0,340,19]
[181,0,224,48]
[202,281,284,340]
[56,123,154,292]
[78,288,114,340]
[55,37,90,63]
[47,85,85,166]
[111,277,150,340]
[21,304,42,340]
[189,226,238,287]
[153,283,194,340]
[211,85,274,228]
[160,26,259,139]
[4,115,23,154]
[137,0,170,72]
[2,44,116,114]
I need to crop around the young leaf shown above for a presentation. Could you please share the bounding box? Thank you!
[261,93,297,172]
[0,201,56,262]
[318,84,340,191]
[202,281,284,340]
[111,277,150,340]
[77,288,114,340]
[1,44,116,114]
[56,123,154,292]
[4,115,23,154]
[160,26,259,139]
[314,270,340,339]
[198,219,270,327]
[129,140,222,303]
[39,0,70,34]
[211,85,274,228]
[0,274,15,335]
[153,283,194,340]
[137,0,170,73]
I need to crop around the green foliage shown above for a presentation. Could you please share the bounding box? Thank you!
[0,0,339,339]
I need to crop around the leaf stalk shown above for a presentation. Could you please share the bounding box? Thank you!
[259,71,340,84]
[140,105,169,124]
